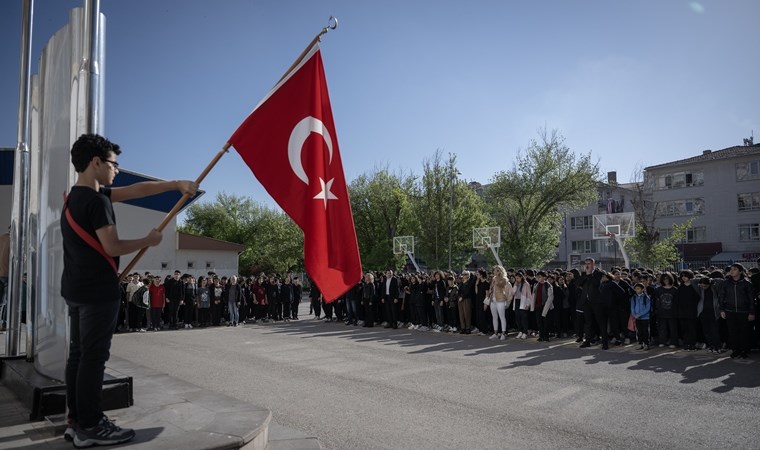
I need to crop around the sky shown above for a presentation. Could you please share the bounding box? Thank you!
[1,0,759,215]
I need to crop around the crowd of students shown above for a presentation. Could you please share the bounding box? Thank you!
[117,269,304,331]
[118,259,759,360]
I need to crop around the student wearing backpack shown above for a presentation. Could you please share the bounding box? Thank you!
[630,283,651,350]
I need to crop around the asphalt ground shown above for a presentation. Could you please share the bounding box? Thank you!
[110,306,759,450]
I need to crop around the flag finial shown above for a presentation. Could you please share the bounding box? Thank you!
[320,16,338,39]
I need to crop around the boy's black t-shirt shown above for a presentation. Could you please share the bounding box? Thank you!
[60,186,120,303]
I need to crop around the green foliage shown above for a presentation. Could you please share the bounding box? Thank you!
[180,128,604,274]
[484,129,599,268]
[179,193,303,275]
[348,166,418,271]
[413,151,490,270]
[627,219,692,269]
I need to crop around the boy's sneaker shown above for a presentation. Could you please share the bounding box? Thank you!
[73,415,135,448]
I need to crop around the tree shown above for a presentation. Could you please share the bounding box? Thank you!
[179,193,303,275]
[484,129,600,268]
[413,151,490,270]
[625,166,693,268]
[348,167,418,270]
[626,220,691,269]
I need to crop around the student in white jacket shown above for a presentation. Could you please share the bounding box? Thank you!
[513,272,533,339]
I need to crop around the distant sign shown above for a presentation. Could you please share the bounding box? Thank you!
[570,254,581,266]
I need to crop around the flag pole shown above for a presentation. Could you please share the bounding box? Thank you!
[117,143,231,281]
[278,16,338,83]
[118,16,338,282]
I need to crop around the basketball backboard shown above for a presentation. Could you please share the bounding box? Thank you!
[592,212,635,239]
[473,226,501,249]
[393,236,415,255]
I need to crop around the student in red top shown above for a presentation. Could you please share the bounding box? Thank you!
[148,276,165,331]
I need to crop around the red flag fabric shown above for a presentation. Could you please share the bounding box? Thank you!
[229,44,362,302]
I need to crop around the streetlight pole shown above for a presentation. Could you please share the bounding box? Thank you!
[447,168,462,271]
[448,175,453,271]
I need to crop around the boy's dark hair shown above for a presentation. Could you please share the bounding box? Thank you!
[633,282,646,290]
[71,133,121,173]
[659,272,675,286]
[536,271,546,277]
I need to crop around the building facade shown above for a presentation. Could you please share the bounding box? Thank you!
[643,142,760,266]
[554,172,636,269]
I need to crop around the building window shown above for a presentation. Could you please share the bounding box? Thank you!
[739,224,760,241]
[161,262,169,270]
[738,192,760,211]
[187,261,195,269]
[658,226,706,243]
[570,215,593,230]
[686,226,706,243]
[205,261,214,269]
[571,240,598,253]
[657,170,704,189]
[736,160,760,181]
[656,198,704,217]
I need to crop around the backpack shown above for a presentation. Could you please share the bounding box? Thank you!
[131,285,149,309]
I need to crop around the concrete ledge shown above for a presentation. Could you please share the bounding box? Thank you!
[263,423,322,450]
[0,356,273,450]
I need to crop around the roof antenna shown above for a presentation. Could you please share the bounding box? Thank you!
[744,130,754,146]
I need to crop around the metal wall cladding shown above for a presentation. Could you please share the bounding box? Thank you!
[31,7,106,382]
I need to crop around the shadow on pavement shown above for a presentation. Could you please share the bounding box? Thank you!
[250,318,758,394]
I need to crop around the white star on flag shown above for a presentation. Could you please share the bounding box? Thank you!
[314,177,338,209]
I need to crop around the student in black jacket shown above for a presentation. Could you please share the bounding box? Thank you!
[164,270,184,330]
[718,263,756,359]
[579,258,606,349]
[382,270,400,328]
[676,270,700,350]
[361,273,375,327]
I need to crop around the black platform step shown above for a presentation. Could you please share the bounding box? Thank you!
[0,356,133,420]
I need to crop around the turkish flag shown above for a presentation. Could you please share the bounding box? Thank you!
[229,44,362,302]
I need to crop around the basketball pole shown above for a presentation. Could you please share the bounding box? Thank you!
[406,251,421,272]
[609,233,630,268]
[487,244,503,267]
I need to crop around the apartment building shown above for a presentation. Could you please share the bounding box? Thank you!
[643,140,760,266]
